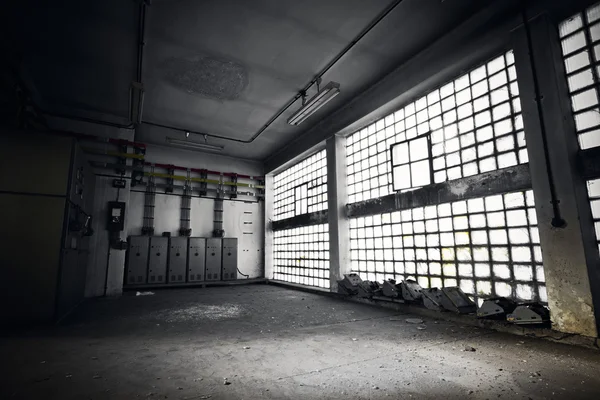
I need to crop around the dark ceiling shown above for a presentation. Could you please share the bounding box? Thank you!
[2,0,499,160]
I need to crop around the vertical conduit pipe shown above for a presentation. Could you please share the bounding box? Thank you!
[142,168,156,235]
[180,170,192,236]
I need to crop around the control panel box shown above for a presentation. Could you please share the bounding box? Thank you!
[127,236,150,285]
[148,236,168,284]
[188,238,206,282]
[222,238,238,281]
[168,237,187,283]
[205,238,222,281]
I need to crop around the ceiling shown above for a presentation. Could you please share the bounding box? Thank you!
[2,0,499,160]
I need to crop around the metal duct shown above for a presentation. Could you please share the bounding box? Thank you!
[213,198,224,237]
[142,169,156,235]
[179,170,192,236]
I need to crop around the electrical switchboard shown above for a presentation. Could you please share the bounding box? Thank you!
[188,238,206,282]
[148,236,168,283]
[168,237,187,283]
[127,236,150,284]
[222,238,238,281]
[205,238,222,281]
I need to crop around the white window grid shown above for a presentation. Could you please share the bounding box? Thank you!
[559,2,600,150]
[346,51,527,202]
[273,150,327,221]
[273,224,330,289]
[348,190,546,304]
[588,179,600,256]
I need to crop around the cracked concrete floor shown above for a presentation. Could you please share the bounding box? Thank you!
[1,284,600,399]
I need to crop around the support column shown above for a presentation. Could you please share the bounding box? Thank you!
[264,174,274,280]
[327,135,350,291]
[512,13,600,337]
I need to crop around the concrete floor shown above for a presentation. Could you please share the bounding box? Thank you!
[2,284,600,400]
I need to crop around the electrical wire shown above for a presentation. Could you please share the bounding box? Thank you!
[237,267,250,279]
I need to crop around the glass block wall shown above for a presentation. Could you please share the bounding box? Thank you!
[346,50,526,203]
[273,224,330,289]
[273,150,327,221]
[349,190,545,303]
[588,179,600,255]
[560,3,600,260]
[559,2,600,149]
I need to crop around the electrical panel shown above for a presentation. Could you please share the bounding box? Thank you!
[107,201,126,232]
[205,238,222,281]
[188,238,206,282]
[168,237,187,284]
[127,236,150,285]
[222,238,238,281]
[148,236,168,284]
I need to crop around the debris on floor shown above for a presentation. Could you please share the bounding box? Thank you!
[92,375,101,379]
[463,346,476,352]
[417,325,427,330]
[405,318,424,324]
[136,291,155,296]
[243,346,250,349]
[223,378,231,385]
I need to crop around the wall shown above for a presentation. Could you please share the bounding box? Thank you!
[124,144,265,280]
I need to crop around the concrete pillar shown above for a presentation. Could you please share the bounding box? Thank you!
[326,135,350,291]
[512,13,600,337]
[264,174,274,280]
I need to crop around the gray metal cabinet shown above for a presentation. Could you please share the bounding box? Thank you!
[148,237,168,284]
[222,238,238,281]
[168,237,187,283]
[127,236,150,284]
[205,238,222,281]
[188,238,206,282]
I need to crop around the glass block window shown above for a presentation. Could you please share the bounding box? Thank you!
[273,224,330,288]
[559,2,600,149]
[391,136,432,191]
[588,179,600,254]
[273,150,327,221]
[348,190,546,303]
[346,51,526,202]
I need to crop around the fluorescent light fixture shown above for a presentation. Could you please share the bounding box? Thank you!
[166,137,224,153]
[287,81,340,126]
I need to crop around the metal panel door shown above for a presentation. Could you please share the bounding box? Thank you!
[127,236,150,285]
[222,238,238,281]
[168,237,187,283]
[188,238,206,282]
[205,238,222,281]
[148,236,168,284]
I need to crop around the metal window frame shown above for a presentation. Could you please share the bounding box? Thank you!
[390,133,433,192]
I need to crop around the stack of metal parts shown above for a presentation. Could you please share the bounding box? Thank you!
[400,280,423,302]
[421,288,445,311]
[336,273,551,326]
[438,287,477,314]
[356,281,382,298]
[382,279,401,298]
[337,273,362,295]
[477,297,517,319]
[506,303,550,325]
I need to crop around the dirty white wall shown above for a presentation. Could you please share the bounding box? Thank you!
[125,144,265,280]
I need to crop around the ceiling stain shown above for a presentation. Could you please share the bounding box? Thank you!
[162,55,248,101]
